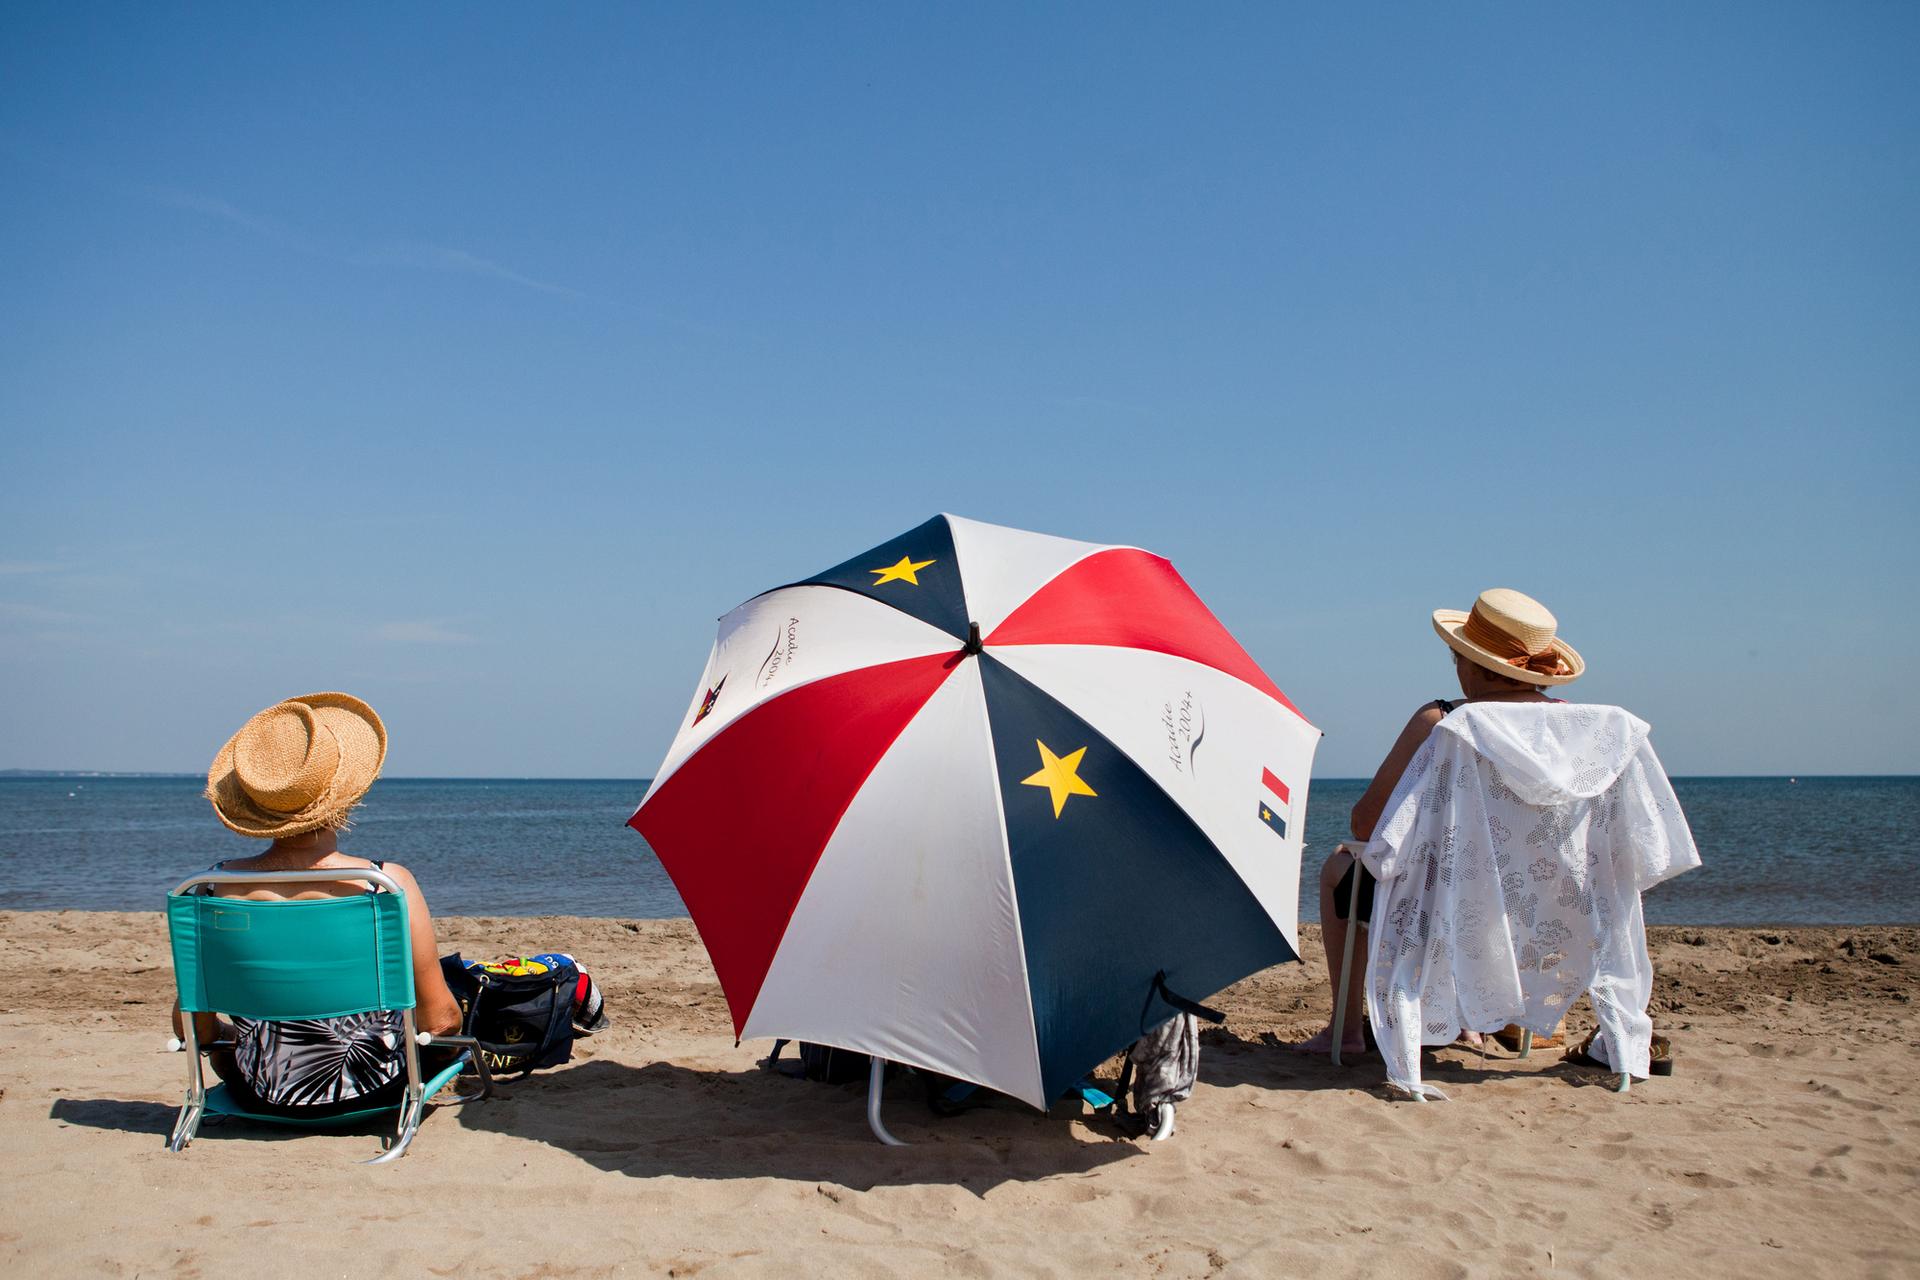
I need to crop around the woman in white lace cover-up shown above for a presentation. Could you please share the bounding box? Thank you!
[1337,590,1700,1098]
[1290,588,1578,1057]
[1359,697,1698,1097]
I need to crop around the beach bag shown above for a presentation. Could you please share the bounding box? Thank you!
[439,952,608,1076]
[1116,971,1224,1124]
[1119,1012,1200,1116]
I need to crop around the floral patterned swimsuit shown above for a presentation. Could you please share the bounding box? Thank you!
[214,861,409,1115]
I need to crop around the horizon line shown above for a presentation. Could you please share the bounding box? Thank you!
[5,771,1916,783]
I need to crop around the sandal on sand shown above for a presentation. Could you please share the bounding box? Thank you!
[1492,1023,1563,1052]
[1565,1031,1674,1077]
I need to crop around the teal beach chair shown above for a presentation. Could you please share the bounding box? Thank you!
[165,868,492,1163]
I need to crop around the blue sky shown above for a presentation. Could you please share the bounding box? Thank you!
[2,4,1915,779]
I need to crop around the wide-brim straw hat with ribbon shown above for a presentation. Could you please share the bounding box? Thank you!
[206,692,388,838]
[1432,588,1585,687]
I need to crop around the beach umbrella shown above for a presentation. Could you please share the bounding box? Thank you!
[629,514,1319,1111]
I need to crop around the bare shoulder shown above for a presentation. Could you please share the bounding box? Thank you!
[1403,700,1448,738]
[1377,701,1447,766]
[377,861,426,894]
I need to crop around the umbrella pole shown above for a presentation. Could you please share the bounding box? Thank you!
[867,1056,906,1146]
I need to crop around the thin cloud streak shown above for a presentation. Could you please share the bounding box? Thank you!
[0,138,740,333]
[0,601,87,624]
[142,181,582,300]
[1047,393,1162,418]
[353,242,585,299]
[373,620,479,645]
[145,185,325,256]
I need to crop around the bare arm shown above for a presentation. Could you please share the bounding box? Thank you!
[169,1002,232,1044]
[382,862,465,1036]
[1349,702,1448,843]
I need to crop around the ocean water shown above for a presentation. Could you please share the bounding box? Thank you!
[1,775,1914,925]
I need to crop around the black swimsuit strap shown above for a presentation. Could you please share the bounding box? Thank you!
[1434,698,1457,713]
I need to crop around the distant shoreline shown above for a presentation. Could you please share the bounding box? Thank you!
[5,775,1915,922]
[0,770,201,779]
[5,907,1915,927]
[4,771,1916,783]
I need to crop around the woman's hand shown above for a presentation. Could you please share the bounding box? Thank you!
[169,999,234,1045]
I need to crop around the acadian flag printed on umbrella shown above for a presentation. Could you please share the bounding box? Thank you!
[1259,767,1291,838]
[690,676,725,726]
[631,514,1319,1109]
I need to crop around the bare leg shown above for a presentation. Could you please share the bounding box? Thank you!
[1291,850,1367,1055]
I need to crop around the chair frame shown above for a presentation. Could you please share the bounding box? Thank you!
[1328,843,1629,1097]
[165,868,493,1163]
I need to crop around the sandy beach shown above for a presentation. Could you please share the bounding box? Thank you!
[5,913,1915,1278]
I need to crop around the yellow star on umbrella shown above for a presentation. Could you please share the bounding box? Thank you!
[1021,740,1097,818]
[870,554,935,586]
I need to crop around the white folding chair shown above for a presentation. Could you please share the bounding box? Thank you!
[1330,843,1628,1098]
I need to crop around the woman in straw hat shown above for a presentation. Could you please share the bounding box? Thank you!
[1290,589,1583,1058]
[170,693,467,1115]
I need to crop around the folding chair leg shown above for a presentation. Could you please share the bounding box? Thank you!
[1518,1029,1533,1059]
[166,1024,207,1152]
[1331,848,1365,1068]
[367,1088,426,1165]
[167,1094,205,1153]
[367,1014,432,1165]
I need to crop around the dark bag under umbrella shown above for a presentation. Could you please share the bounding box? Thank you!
[763,1038,873,1085]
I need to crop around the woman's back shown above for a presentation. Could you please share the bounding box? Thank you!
[174,692,464,1114]
[209,849,384,899]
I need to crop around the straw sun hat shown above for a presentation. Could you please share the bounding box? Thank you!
[206,693,387,838]
[1432,588,1585,686]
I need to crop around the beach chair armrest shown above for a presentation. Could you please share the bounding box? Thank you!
[417,1032,494,1098]
[166,1037,235,1053]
